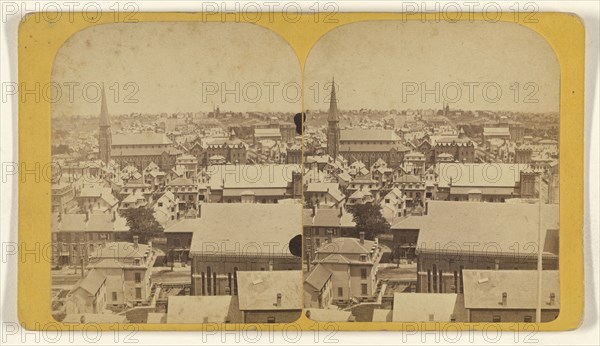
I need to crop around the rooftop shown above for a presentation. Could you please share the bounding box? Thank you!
[237,271,302,311]
[392,293,466,322]
[462,270,560,310]
[112,133,172,146]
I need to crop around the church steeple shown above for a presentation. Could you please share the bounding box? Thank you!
[99,85,110,127]
[327,77,339,122]
[326,77,340,159]
[98,85,112,164]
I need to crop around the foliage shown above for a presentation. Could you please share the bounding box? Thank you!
[346,203,390,240]
[122,206,164,243]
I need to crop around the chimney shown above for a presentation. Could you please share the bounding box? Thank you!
[84,211,89,222]
[549,292,556,305]
[501,292,507,306]
[133,235,139,248]
[311,206,316,217]
[276,293,282,307]
[112,211,116,221]
[359,232,365,244]
[339,206,343,217]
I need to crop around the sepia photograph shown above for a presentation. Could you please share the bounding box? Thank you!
[301,21,560,323]
[50,22,304,324]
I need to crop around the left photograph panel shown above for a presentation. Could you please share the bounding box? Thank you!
[50,22,303,324]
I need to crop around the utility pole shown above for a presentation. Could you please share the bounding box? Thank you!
[536,172,543,322]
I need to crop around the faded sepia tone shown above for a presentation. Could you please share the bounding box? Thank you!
[50,22,303,324]
[302,21,560,323]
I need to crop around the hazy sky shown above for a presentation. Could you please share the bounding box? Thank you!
[52,21,559,118]
[52,22,301,117]
[304,21,559,113]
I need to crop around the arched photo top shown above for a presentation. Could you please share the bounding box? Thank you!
[304,20,559,114]
[51,21,302,118]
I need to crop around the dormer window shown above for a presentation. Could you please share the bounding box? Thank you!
[359,254,367,262]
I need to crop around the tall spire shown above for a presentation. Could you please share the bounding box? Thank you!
[99,84,110,127]
[327,77,339,122]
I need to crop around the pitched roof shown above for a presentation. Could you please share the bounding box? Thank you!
[164,204,301,257]
[340,129,400,142]
[462,270,560,310]
[237,271,302,311]
[306,309,353,322]
[167,295,241,323]
[437,163,530,188]
[316,237,376,256]
[205,164,300,189]
[392,293,465,322]
[413,201,559,254]
[112,133,172,146]
[70,269,106,295]
[304,264,333,290]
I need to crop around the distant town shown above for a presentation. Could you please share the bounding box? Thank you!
[51,79,559,324]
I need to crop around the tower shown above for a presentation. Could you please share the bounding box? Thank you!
[326,77,340,159]
[98,85,112,164]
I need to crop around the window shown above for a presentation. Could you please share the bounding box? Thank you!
[524,316,533,323]
[135,288,142,300]
[492,315,501,322]
[337,287,343,297]
[361,284,368,295]
[112,292,117,301]
[267,317,276,323]
[360,268,367,279]
[135,272,141,283]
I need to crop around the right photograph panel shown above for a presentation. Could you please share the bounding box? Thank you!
[302,20,560,323]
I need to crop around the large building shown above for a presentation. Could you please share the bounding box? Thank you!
[397,201,559,294]
[325,79,409,167]
[96,87,181,170]
[163,203,302,296]
[111,133,182,171]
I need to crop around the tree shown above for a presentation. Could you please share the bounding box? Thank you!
[346,203,390,240]
[122,206,164,243]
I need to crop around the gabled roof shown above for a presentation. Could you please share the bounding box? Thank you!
[70,269,106,296]
[304,264,333,290]
[307,309,353,322]
[237,271,302,311]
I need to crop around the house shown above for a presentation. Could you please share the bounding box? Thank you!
[392,293,467,322]
[236,271,303,323]
[462,270,559,322]
[304,264,334,309]
[312,233,382,303]
[202,164,302,203]
[65,269,107,314]
[304,182,345,208]
[51,212,130,266]
[166,177,201,212]
[75,185,119,214]
[380,187,407,224]
[303,207,356,261]
[413,201,559,293]
[87,237,157,307]
[153,191,180,225]
[436,163,532,202]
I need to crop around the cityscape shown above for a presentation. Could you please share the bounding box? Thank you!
[50,21,560,324]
